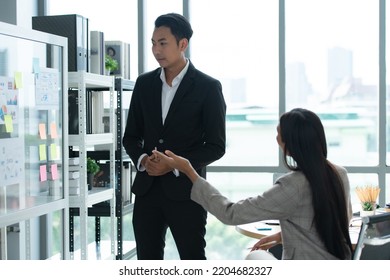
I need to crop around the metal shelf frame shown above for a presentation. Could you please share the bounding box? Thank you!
[86,77,136,259]
[67,71,116,260]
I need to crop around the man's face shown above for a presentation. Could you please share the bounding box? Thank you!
[151,26,186,69]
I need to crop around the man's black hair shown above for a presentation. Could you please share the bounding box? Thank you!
[155,13,193,43]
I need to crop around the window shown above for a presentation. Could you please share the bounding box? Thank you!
[190,0,279,166]
[286,0,379,167]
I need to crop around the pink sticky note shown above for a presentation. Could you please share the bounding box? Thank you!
[51,164,58,180]
[40,165,47,182]
[39,123,47,139]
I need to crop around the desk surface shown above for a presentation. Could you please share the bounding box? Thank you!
[236,220,281,239]
[236,219,361,246]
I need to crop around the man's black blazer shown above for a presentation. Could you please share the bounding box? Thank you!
[123,61,226,201]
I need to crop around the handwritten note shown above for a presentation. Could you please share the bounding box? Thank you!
[35,68,59,106]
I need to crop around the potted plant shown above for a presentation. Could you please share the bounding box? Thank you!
[360,201,376,217]
[355,185,380,217]
[87,157,100,190]
[105,54,119,75]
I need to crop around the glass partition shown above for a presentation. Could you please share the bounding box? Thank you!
[0,22,67,259]
[0,32,65,216]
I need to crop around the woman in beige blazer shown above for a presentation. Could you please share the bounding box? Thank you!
[153,108,353,260]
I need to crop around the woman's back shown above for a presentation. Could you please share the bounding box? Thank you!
[274,164,352,259]
[278,108,353,259]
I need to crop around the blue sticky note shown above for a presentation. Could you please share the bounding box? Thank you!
[33,57,40,73]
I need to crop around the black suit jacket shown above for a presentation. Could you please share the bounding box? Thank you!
[123,61,226,201]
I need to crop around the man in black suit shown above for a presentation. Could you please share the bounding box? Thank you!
[123,13,226,260]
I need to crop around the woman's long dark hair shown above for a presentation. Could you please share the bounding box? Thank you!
[279,108,352,259]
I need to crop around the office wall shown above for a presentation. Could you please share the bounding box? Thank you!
[0,0,17,25]
[0,0,42,28]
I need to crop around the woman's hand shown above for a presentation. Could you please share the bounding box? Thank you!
[250,232,282,251]
[143,154,172,176]
[152,150,200,183]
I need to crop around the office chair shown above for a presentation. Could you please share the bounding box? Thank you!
[353,212,390,260]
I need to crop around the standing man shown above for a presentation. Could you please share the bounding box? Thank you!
[122,13,226,260]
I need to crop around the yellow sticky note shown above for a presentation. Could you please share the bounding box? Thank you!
[4,115,13,133]
[50,143,57,160]
[14,72,23,89]
[50,122,58,139]
[39,144,47,161]
[39,123,47,139]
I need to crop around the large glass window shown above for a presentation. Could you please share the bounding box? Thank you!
[190,0,279,166]
[286,0,379,166]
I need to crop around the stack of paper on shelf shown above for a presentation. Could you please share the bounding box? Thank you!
[69,157,80,195]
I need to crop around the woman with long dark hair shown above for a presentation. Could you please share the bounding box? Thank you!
[152,108,353,259]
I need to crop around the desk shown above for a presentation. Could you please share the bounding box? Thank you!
[236,219,361,247]
[236,220,281,239]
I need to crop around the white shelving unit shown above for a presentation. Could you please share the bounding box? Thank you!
[67,71,116,260]
[81,78,137,260]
